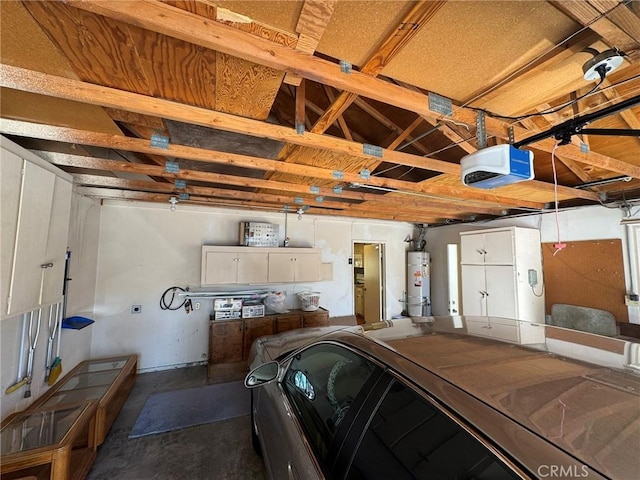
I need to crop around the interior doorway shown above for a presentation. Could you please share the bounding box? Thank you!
[353,242,385,324]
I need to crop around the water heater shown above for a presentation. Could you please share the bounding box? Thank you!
[407,251,431,317]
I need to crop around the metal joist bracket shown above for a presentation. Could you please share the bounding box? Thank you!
[165,161,180,173]
[476,111,487,150]
[151,133,170,149]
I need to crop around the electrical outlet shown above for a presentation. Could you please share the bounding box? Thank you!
[131,305,142,314]
[527,269,538,287]
[194,302,200,310]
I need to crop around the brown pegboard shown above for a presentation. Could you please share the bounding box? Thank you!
[542,240,628,322]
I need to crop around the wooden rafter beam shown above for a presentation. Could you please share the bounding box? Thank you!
[61,1,638,179]
[322,85,353,141]
[386,116,425,150]
[72,173,355,209]
[9,123,548,208]
[0,64,460,176]
[60,153,506,216]
[73,173,475,220]
[295,79,307,133]
[285,0,337,85]
[601,79,640,140]
[73,186,448,223]
[1,68,603,204]
[552,0,640,54]
[353,97,442,157]
[311,1,446,133]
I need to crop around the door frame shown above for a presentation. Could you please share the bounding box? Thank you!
[353,241,386,323]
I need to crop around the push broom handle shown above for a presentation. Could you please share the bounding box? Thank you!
[16,313,27,383]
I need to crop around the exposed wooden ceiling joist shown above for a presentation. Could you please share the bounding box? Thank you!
[1,118,552,210]
[58,153,506,217]
[62,1,640,179]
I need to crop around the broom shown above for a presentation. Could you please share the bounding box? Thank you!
[49,250,71,385]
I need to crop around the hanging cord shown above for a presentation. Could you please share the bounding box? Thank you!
[160,286,191,311]
[550,143,566,256]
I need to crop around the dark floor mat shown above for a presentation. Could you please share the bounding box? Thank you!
[129,380,249,438]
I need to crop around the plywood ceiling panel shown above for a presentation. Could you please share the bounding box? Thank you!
[129,25,219,109]
[382,1,580,102]
[1,89,122,135]
[0,1,77,78]
[22,1,152,94]
[215,21,297,119]
[317,1,413,68]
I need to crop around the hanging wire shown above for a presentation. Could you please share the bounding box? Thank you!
[550,143,565,256]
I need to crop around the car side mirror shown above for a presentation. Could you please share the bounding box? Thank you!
[245,361,279,388]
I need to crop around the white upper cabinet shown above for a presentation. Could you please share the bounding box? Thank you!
[201,248,269,285]
[1,138,72,320]
[201,246,321,285]
[267,250,321,283]
[460,228,515,265]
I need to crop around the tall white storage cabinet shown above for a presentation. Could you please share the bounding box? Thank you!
[1,137,72,320]
[460,227,545,344]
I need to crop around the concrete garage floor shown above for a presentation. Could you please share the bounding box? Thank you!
[86,365,267,480]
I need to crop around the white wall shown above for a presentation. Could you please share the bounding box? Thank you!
[91,200,415,371]
[1,193,100,418]
[426,205,640,323]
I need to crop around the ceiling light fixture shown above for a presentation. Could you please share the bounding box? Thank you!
[169,196,178,211]
[582,48,625,81]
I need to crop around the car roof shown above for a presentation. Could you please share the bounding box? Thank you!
[322,316,640,479]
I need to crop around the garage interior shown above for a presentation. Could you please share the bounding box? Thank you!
[1,0,639,478]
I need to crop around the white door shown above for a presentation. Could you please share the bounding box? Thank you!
[237,252,269,284]
[461,265,486,316]
[483,230,515,264]
[1,151,23,319]
[7,160,56,316]
[363,244,382,323]
[485,265,518,318]
[203,251,240,285]
[41,176,72,306]
[292,252,321,282]
[460,234,486,264]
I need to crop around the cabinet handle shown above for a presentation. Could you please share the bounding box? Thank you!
[40,263,53,269]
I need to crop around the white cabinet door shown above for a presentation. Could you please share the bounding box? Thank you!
[236,252,269,284]
[41,177,73,305]
[462,265,517,318]
[268,251,321,283]
[202,249,269,285]
[267,253,295,283]
[485,265,518,318]
[6,160,56,317]
[460,234,486,264]
[1,151,23,319]
[483,230,515,264]
[461,229,514,265]
[461,265,487,316]
[292,252,321,282]
[202,251,238,285]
